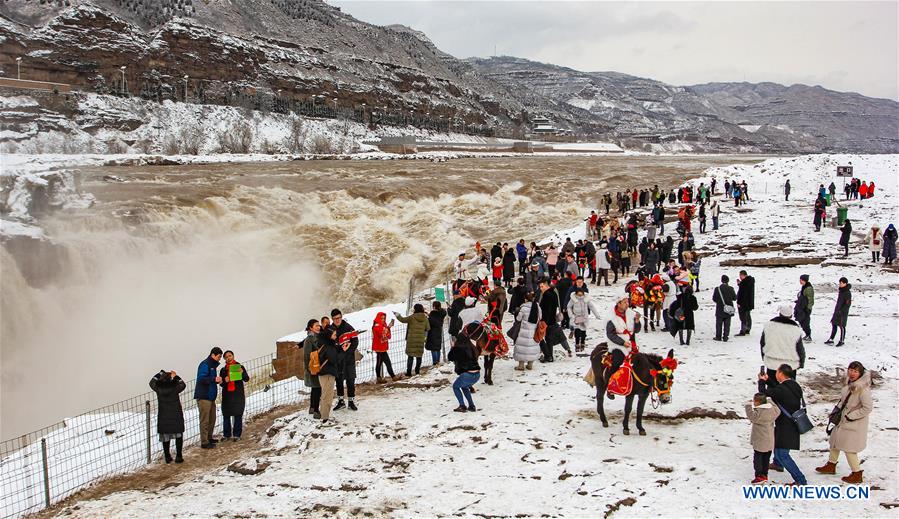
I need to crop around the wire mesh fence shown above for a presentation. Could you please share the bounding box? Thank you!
[0,354,304,519]
[0,283,454,519]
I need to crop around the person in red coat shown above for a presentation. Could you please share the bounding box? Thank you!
[372,312,396,382]
[858,181,868,199]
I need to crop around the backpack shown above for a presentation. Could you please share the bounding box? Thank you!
[309,346,327,376]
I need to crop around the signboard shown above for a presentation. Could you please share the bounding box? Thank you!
[229,363,243,381]
[837,166,853,177]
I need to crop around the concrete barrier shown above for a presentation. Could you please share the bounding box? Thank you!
[0,77,72,93]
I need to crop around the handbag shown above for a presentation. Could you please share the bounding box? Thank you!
[716,286,735,316]
[534,321,547,343]
[354,349,363,363]
[775,392,814,435]
[826,394,850,435]
[506,319,522,341]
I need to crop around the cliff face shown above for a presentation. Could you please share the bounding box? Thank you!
[0,1,523,130]
[687,82,899,153]
[1,1,896,153]
[468,57,899,153]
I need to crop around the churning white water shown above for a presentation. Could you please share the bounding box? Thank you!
[1,155,765,439]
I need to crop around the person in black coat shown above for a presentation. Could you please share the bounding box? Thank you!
[838,219,852,257]
[826,277,852,347]
[758,364,808,485]
[448,292,466,338]
[712,275,737,341]
[502,248,517,289]
[149,370,186,463]
[736,271,756,336]
[448,328,481,412]
[644,243,660,275]
[661,236,674,264]
[490,243,502,265]
[538,280,570,361]
[330,308,359,411]
[813,197,825,232]
[508,278,527,317]
[219,350,249,441]
[669,286,698,345]
[426,301,448,365]
[314,326,341,422]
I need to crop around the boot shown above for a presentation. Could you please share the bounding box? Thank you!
[841,471,863,484]
[163,441,173,464]
[348,400,358,411]
[526,361,533,370]
[815,461,837,474]
[515,362,525,371]
[174,438,183,463]
[333,399,345,411]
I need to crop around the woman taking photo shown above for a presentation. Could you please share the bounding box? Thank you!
[371,312,396,382]
[816,361,873,483]
[149,369,186,463]
[448,324,481,412]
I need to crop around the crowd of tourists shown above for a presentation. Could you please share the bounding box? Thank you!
[146,172,877,489]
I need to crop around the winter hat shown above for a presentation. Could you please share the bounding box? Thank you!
[465,297,476,306]
[799,274,810,282]
[457,250,466,257]
[494,257,502,265]
[778,305,792,318]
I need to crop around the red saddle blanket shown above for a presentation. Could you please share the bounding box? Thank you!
[483,321,509,358]
[605,358,634,396]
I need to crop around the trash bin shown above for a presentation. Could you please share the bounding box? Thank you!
[837,207,848,226]
[825,194,832,206]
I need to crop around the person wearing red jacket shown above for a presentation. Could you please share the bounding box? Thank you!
[372,312,396,382]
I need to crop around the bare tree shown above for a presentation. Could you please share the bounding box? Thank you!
[310,134,334,154]
[216,120,254,154]
[284,116,306,153]
[179,123,205,155]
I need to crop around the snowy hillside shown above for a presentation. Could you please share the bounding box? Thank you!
[42,154,899,517]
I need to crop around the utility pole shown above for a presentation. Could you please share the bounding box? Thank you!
[120,65,127,95]
[183,75,189,101]
[16,57,21,80]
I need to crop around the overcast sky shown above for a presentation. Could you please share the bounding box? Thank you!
[331,1,898,100]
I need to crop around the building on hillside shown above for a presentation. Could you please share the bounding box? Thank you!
[531,115,558,135]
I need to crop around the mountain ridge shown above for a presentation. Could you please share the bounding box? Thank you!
[0,0,896,153]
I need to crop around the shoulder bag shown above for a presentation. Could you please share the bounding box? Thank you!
[716,286,735,316]
[826,393,851,435]
[775,388,814,435]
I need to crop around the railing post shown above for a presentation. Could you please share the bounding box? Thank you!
[145,400,151,464]
[406,278,413,313]
[40,438,50,508]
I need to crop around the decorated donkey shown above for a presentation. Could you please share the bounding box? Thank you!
[587,343,678,435]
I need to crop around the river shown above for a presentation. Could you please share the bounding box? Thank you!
[0,154,766,439]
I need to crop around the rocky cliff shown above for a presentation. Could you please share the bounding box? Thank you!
[1,1,896,153]
[468,56,899,153]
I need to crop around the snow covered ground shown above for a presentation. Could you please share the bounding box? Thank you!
[22,154,899,517]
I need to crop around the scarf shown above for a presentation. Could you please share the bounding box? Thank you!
[225,359,237,392]
[614,306,637,349]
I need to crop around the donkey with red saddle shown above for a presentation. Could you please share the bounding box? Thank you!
[585,297,679,435]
